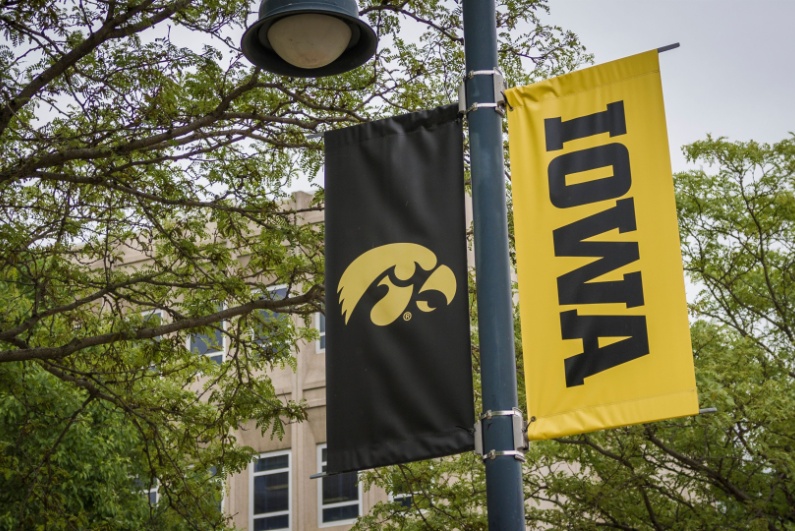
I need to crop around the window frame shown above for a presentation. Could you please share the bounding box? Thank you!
[209,465,225,515]
[145,483,159,505]
[250,450,291,531]
[139,309,165,371]
[317,444,361,527]
[252,285,290,352]
[187,304,226,364]
[141,308,163,334]
[135,476,159,506]
[389,490,414,510]
[387,464,434,513]
[315,311,326,353]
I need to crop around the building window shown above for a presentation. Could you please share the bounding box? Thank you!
[253,286,289,356]
[146,482,158,505]
[251,451,290,531]
[387,466,432,512]
[189,305,224,364]
[135,476,159,505]
[390,489,413,509]
[142,309,163,334]
[140,309,164,371]
[318,445,360,526]
[316,312,325,353]
[209,465,224,514]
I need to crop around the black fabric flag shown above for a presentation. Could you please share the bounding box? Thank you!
[324,104,474,474]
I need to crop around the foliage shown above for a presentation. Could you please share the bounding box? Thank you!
[360,135,795,530]
[0,0,588,527]
[356,454,488,531]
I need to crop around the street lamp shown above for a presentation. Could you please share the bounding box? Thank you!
[241,0,377,77]
[242,1,525,528]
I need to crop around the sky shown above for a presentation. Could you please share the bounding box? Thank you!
[288,0,795,192]
[543,0,795,172]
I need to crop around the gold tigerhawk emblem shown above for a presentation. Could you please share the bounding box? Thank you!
[337,243,457,326]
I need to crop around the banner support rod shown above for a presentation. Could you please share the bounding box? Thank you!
[658,42,681,53]
[462,1,526,528]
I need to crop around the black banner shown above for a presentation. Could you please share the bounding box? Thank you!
[324,104,474,474]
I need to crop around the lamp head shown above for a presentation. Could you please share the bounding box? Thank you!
[241,0,378,77]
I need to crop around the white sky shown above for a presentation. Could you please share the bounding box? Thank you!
[291,0,795,191]
[543,0,795,172]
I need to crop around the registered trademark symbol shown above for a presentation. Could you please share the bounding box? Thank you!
[403,312,412,321]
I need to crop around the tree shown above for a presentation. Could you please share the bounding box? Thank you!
[0,1,588,527]
[358,135,795,530]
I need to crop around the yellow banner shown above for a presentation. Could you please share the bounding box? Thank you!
[505,50,698,440]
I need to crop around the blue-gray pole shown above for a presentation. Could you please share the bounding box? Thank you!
[462,0,526,529]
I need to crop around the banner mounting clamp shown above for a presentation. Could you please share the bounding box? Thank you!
[474,408,528,461]
[458,69,507,116]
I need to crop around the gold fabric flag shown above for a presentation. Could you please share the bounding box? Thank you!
[505,50,698,440]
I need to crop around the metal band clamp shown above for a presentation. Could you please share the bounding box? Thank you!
[474,408,528,461]
[458,69,507,116]
[485,450,526,462]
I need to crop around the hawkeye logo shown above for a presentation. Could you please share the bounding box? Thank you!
[338,243,457,326]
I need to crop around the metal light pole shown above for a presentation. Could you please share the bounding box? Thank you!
[462,0,526,529]
[242,0,526,527]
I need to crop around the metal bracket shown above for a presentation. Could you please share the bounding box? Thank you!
[458,69,507,117]
[474,408,528,462]
[484,450,525,461]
